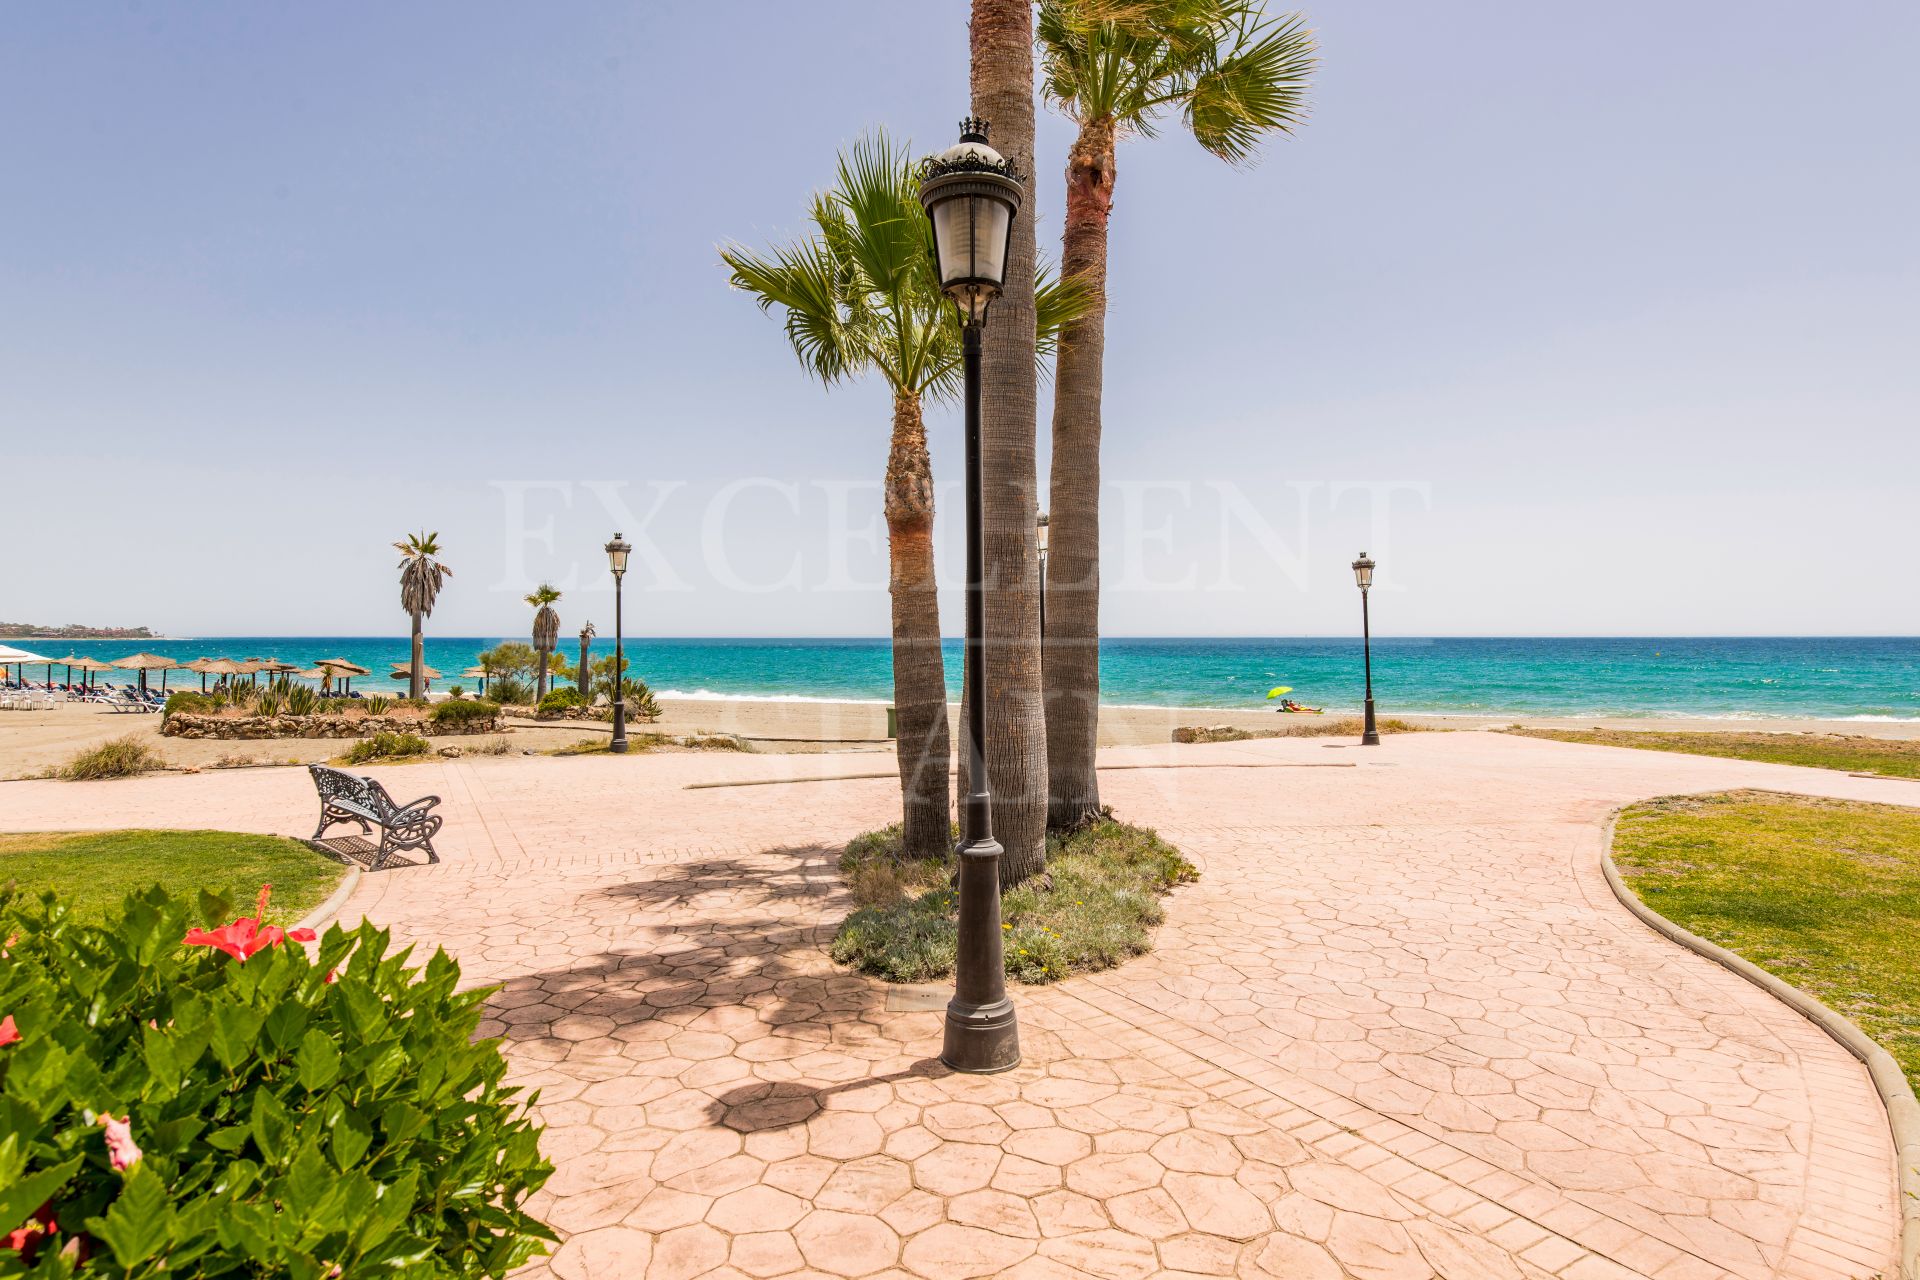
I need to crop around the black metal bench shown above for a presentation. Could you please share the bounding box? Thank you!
[307,764,443,871]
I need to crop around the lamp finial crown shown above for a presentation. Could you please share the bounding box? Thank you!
[959,117,989,143]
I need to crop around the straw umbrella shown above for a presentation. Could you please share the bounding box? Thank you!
[182,657,223,692]
[110,652,178,696]
[462,665,489,698]
[312,659,370,695]
[390,662,441,692]
[297,666,335,693]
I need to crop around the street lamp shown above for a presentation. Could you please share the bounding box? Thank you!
[1036,512,1049,636]
[921,117,1022,1074]
[1352,552,1380,746]
[605,534,632,754]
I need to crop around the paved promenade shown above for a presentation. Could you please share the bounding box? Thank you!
[2,732,1910,1278]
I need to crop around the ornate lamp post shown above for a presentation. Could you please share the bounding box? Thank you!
[1036,512,1049,637]
[577,621,596,701]
[920,118,1022,1074]
[605,534,632,754]
[1352,552,1380,746]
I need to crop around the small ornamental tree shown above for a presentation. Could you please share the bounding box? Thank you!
[0,883,552,1277]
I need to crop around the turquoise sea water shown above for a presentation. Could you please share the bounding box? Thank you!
[11,636,1917,721]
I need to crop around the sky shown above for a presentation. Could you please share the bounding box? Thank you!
[2,1,1915,639]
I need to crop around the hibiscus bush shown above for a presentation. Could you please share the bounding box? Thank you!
[0,883,552,1277]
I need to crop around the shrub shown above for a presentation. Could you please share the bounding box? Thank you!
[468,737,514,756]
[49,737,166,782]
[486,677,532,708]
[0,883,552,1274]
[831,819,1197,985]
[537,688,585,712]
[429,700,500,731]
[163,692,217,720]
[254,692,283,718]
[341,732,431,765]
[362,694,391,716]
[284,686,318,717]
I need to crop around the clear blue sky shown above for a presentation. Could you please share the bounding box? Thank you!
[3,2,1914,638]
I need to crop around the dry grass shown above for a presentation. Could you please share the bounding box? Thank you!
[1174,716,1432,743]
[44,735,167,780]
[1506,727,1920,778]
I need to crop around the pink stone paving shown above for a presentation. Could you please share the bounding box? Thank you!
[4,732,1911,1278]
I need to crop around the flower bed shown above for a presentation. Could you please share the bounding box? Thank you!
[162,712,501,740]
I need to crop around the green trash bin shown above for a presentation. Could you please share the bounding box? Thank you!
[886,705,897,739]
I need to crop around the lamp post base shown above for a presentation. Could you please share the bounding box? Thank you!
[941,996,1021,1074]
[610,700,629,754]
[1361,697,1380,747]
[941,832,1021,1074]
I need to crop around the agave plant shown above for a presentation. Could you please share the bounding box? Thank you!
[364,694,391,715]
[285,685,318,717]
[255,692,284,718]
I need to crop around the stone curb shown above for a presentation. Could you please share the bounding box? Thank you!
[1600,804,1920,1280]
[293,866,361,934]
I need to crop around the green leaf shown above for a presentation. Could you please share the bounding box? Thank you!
[197,887,234,928]
[0,1153,81,1245]
[296,1028,342,1092]
[250,1088,294,1163]
[330,1106,373,1170]
[89,1163,177,1268]
[208,1000,267,1072]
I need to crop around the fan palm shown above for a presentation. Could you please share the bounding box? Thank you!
[723,131,1082,864]
[526,583,562,701]
[395,531,451,701]
[1038,0,1314,829]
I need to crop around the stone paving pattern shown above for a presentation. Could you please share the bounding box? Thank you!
[4,731,1911,1278]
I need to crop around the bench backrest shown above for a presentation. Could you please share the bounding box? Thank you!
[309,764,372,811]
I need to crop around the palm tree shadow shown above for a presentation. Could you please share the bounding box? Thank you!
[476,843,937,1066]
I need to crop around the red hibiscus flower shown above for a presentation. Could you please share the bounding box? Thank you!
[0,1015,19,1048]
[182,884,316,962]
[4,1202,57,1260]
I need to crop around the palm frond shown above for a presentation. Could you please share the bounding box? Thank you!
[1185,10,1315,163]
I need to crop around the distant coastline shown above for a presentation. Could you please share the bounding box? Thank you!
[0,623,156,641]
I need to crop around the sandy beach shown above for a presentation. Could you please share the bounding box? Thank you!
[2,693,1916,781]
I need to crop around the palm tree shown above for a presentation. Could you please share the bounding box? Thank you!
[723,133,1082,862]
[526,583,562,701]
[1038,0,1314,829]
[969,0,1050,886]
[395,531,451,701]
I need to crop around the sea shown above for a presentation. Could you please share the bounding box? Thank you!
[10,636,1917,722]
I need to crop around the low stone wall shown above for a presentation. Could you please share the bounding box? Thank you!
[163,712,502,740]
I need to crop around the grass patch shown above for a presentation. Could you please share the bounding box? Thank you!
[45,735,167,780]
[0,829,345,924]
[830,818,1197,985]
[1506,727,1920,778]
[335,731,433,766]
[1174,717,1431,743]
[546,732,744,756]
[1612,790,1920,1086]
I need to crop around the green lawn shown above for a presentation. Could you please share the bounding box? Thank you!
[0,829,346,924]
[1613,791,1920,1086]
[1507,727,1920,778]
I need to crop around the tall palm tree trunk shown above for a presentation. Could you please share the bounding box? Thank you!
[409,612,425,700]
[885,392,954,857]
[536,653,549,701]
[1044,117,1116,830]
[970,0,1048,887]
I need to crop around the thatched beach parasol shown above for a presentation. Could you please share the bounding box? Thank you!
[461,665,489,696]
[110,652,179,695]
[313,658,370,695]
[391,662,442,686]
[58,654,117,691]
